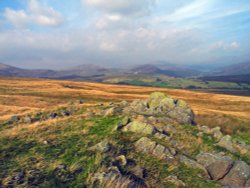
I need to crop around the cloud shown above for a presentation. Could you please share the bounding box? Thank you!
[4,0,63,27]
[83,0,155,17]
[210,41,240,50]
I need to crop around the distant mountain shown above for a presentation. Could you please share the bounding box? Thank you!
[212,62,250,76]
[130,64,162,74]
[0,63,111,79]
[0,63,55,77]
[129,63,201,77]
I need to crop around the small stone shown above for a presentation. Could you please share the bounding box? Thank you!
[89,140,111,153]
[43,140,49,145]
[165,175,186,187]
[211,127,223,140]
[23,116,32,124]
[115,155,127,166]
[199,125,211,134]
[217,135,237,153]
[233,139,250,155]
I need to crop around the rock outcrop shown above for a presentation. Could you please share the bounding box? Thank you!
[123,92,195,125]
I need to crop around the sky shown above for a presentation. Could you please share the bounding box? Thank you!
[0,0,250,69]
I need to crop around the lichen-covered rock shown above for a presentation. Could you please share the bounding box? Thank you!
[104,107,122,117]
[179,155,208,176]
[123,92,195,125]
[176,99,188,108]
[90,168,147,188]
[196,152,234,180]
[221,161,250,187]
[89,140,111,153]
[148,92,166,109]
[211,127,223,140]
[165,175,186,187]
[154,132,171,141]
[134,137,174,161]
[122,121,155,135]
[233,139,250,155]
[217,135,237,153]
[207,160,234,180]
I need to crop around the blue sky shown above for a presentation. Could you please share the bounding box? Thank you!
[0,0,250,69]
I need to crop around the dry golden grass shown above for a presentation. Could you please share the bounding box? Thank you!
[0,77,250,133]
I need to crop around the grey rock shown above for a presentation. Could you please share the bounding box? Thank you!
[90,168,147,188]
[221,161,250,187]
[154,132,171,141]
[115,155,127,166]
[211,127,223,140]
[217,135,237,153]
[90,140,111,153]
[180,155,208,176]
[233,139,250,155]
[165,175,186,187]
[199,125,211,134]
[23,116,32,124]
[134,137,174,161]
[122,121,155,135]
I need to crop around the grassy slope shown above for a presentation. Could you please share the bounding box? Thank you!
[0,77,249,187]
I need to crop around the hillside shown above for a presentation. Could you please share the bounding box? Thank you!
[0,77,250,187]
[212,62,250,76]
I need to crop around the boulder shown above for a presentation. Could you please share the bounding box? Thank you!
[89,140,111,153]
[179,155,208,175]
[134,137,174,161]
[233,139,250,155]
[23,116,32,124]
[158,97,176,111]
[148,92,166,109]
[122,121,155,135]
[124,92,195,125]
[165,175,186,187]
[154,132,171,141]
[211,127,223,140]
[216,135,237,153]
[221,161,250,187]
[196,152,231,167]
[90,168,147,188]
[207,160,234,180]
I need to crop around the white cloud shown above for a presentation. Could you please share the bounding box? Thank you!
[83,0,155,16]
[4,0,63,27]
[210,41,240,50]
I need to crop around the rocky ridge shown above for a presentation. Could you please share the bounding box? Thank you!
[89,92,250,188]
[1,92,249,187]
